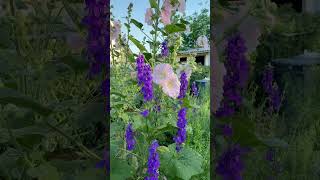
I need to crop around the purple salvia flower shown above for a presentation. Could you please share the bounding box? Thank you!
[95,149,110,174]
[215,33,249,118]
[216,144,250,180]
[161,40,169,57]
[83,0,109,77]
[145,140,160,180]
[174,108,188,152]
[178,71,188,99]
[141,109,150,117]
[125,123,136,151]
[191,82,199,96]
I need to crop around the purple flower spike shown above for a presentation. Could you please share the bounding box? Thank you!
[125,123,136,151]
[136,55,154,102]
[178,71,188,99]
[161,40,169,57]
[215,33,249,118]
[141,109,150,117]
[83,0,109,77]
[145,140,160,180]
[216,144,250,180]
[174,108,188,152]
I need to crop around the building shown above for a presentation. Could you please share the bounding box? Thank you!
[176,47,210,66]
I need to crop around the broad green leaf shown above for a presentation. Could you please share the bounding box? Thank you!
[160,144,204,180]
[110,156,134,180]
[131,19,143,29]
[27,163,60,180]
[164,24,186,34]
[129,35,147,52]
[0,88,53,116]
[143,53,152,60]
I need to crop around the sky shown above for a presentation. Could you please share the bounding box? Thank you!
[111,0,209,53]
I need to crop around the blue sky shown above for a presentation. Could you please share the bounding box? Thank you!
[111,0,209,53]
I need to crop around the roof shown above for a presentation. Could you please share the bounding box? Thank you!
[177,48,210,55]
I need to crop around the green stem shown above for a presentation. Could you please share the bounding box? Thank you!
[44,120,101,160]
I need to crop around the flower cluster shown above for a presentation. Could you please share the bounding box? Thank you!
[125,123,136,151]
[216,144,250,180]
[262,66,281,113]
[161,0,186,25]
[174,108,188,151]
[161,40,169,57]
[191,82,199,97]
[178,71,188,99]
[82,0,109,77]
[136,55,154,102]
[146,140,160,180]
[153,64,180,98]
[215,33,249,118]
[141,109,150,117]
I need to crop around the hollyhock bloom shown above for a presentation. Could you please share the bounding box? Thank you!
[95,149,110,174]
[161,41,169,57]
[141,109,150,117]
[176,64,192,80]
[145,140,160,180]
[125,123,136,151]
[82,0,109,77]
[161,0,172,25]
[178,71,188,99]
[152,64,175,85]
[174,108,187,152]
[216,144,250,180]
[191,82,199,96]
[161,73,181,98]
[145,8,153,25]
[262,66,282,113]
[215,33,249,118]
[111,20,121,48]
[178,0,186,13]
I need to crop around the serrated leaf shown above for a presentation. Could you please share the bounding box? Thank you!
[129,35,147,52]
[164,24,186,34]
[131,19,143,29]
[110,156,134,180]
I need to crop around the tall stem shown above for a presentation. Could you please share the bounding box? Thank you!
[151,0,161,68]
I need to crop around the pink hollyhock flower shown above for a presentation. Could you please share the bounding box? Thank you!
[176,64,192,80]
[153,63,175,85]
[145,8,153,25]
[161,0,172,25]
[111,20,121,47]
[161,73,181,98]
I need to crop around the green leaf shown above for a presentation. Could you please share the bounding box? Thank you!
[129,35,147,52]
[143,53,152,60]
[110,156,134,180]
[160,144,204,180]
[149,0,158,8]
[131,19,143,29]
[61,0,82,31]
[0,88,53,116]
[27,163,60,180]
[164,24,186,34]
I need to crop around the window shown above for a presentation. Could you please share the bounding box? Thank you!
[180,57,187,63]
[195,56,205,65]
